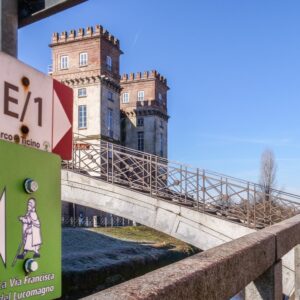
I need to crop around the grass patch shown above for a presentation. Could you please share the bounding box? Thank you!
[89,226,198,255]
[61,227,200,299]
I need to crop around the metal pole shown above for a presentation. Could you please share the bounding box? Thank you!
[225,178,228,201]
[106,142,109,181]
[196,168,199,211]
[72,203,76,228]
[155,156,158,196]
[111,143,114,184]
[0,0,18,57]
[184,166,187,203]
[78,148,81,171]
[220,177,223,212]
[254,186,257,227]
[149,156,152,196]
[202,170,206,212]
[180,165,183,200]
[247,182,250,226]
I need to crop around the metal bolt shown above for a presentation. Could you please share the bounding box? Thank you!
[21,76,30,87]
[24,259,38,273]
[24,179,38,193]
[20,125,29,135]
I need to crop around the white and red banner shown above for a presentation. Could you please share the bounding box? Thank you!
[0,51,73,160]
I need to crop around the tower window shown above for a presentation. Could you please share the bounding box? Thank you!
[106,56,112,71]
[137,132,144,151]
[78,105,87,129]
[78,88,87,98]
[158,93,163,105]
[137,118,144,127]
[160,120,164,129]
[160,133,163,157]
[137,91,144,102]
[79,52,88,66]
[108,91,114,102]
[107,108,113,138]
[123,92,129,103]
[60,55,69,70]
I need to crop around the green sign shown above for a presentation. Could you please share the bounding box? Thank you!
[0,140,61,299]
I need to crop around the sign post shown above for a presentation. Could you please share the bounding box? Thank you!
[0,47,73,299]
[0,140,61,300]
[0,0,87,57]
[0,1,78,298]
[18,0,87,28]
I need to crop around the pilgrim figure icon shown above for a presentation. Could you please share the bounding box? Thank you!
[16,198,42,260]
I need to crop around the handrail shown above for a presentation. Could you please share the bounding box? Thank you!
[72,133,300,199]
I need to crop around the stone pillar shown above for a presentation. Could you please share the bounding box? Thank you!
[0,0,18,57]
[245,260,282,300]
[93,216,97,227]
[295,245,300,299]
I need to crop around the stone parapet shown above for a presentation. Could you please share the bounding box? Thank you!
[50,25,120,50]
[121,70,168,86]
[82,230,276,300]
[81,215,300,300]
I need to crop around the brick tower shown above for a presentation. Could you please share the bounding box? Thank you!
[50,25,123,142]
[120,71,169,158]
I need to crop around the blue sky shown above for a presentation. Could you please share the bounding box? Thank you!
[18,0,300,193]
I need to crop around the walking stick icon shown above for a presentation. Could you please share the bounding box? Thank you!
[12,223,25,267]
[12,239,24,267]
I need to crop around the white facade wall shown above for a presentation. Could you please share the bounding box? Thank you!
[100,85,121,141]
[123,114,168,158]
[72,83,121,142]
[73,84,101,137]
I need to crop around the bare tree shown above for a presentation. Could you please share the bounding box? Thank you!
[259,149,277,201]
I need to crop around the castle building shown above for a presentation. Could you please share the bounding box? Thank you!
[49,25,170,223]
[120,71,169,158]
[50,25,122,143]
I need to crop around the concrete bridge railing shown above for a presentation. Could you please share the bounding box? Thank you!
[82,214,300,300]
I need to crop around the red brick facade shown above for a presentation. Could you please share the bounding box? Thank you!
[50,25,122,82]
[120,71,169,157]
[50,25,122,142]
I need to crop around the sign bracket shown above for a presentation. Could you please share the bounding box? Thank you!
[0,0,87,57]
